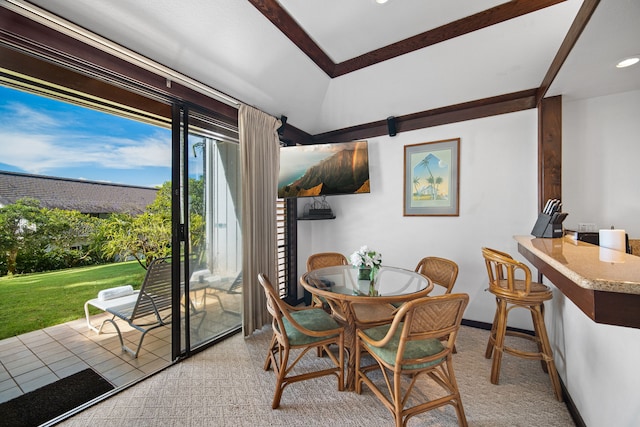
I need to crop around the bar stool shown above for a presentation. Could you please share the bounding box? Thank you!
[481,247,562,401]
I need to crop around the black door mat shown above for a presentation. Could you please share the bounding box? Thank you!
[0,368,114,427]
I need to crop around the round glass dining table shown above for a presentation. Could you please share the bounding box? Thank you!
[300,265,433,390]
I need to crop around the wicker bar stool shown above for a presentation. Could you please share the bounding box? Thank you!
[481,247,562,401]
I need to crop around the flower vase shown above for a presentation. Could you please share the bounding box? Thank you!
[368,266,378,296]
[358,267,371,280]
[368,282,377,296]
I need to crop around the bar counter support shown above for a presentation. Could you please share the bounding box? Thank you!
[516,235,640,329]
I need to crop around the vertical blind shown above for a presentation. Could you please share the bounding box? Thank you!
[276,198,287,298]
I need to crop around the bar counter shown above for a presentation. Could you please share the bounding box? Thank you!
[515,235,640,329]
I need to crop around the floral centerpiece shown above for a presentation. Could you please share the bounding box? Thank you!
[350,246,382,281]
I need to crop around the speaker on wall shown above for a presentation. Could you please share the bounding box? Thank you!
[387,116,397,137]
[277,115,287,136]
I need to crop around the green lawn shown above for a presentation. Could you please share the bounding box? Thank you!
[0,261,147,340]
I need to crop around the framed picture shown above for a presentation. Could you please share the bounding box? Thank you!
[403,138,460,216]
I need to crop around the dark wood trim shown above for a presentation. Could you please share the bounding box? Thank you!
[334,0,566,77]
[461,319,536,336]
[0,44,172,121]
[0,7,237,124]
[1,2,589,148]
[538,96,562,211]
[0,6,314,145]
[280,123,313,145]
[312,89,537,144]
[249,0,565,78]
[536,0,600,104]
[518,242,640,329]
[561,380,587,427]
[247,0,335,76]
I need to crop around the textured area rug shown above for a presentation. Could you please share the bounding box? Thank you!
[58,326,575,427]
[0,368,113,427]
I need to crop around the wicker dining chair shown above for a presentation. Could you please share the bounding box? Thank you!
[481,247,562,401]
[414,256,460,353]
[258,273,345,409]
[355,293,470,427]
[414,256,459,294]
[306,252,349,309]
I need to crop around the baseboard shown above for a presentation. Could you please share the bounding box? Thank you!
[461,318,492,330]
[461,318,535,336]
[462,318,584,427]
[560,378,587,427]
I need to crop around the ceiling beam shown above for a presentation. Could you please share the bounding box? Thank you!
[249,0,566,78]
[334,0,566,77]
[247,0,334,75]
[536,0,600,105]
[312,89,538,144]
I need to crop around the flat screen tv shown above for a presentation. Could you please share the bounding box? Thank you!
[278,141,370,198]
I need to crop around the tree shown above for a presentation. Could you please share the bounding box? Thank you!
[96,212,171,269]
[0,198,49,275]
[435,176,443,199]
[412,176,421,196]
[45,208,102,266]
[418,155,437,199]
[85,178,204,270]
[426,176,435,199]
[147,181,171,222]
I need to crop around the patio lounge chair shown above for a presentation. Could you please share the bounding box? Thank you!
[189,269,242,315]
[84,257,173,358]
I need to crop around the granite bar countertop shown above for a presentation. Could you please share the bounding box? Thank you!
[514,235,640,295]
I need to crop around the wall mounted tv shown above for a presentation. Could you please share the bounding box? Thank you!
[278,140,370,198]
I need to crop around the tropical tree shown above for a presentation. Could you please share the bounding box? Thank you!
[47,209,100,254]
[96,212,171,269]
[412,176,421,195]
[418,156,437,199]
[0,199,105,275]
[94,178,203,269]
[147,181,171,221]
[0,198,48,275]
[435,176,443,199]
[426,176,436,199]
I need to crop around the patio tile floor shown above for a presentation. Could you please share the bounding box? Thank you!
[0,288,241,405]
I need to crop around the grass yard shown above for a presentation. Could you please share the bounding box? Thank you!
[0,261,147,340]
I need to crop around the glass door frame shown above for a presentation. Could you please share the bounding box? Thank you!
[171,103,186,359]
[170,102,242,360]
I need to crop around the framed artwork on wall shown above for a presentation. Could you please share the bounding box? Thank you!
[403,138,460,216]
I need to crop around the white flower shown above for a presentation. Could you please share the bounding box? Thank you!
[350,245,382,268]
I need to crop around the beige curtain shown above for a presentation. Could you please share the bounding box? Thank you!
[239,104,281,336]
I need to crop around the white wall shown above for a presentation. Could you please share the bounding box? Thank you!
[297,109,539,329]
[546,89,640,427]
[296,90,640,425]
[546,288,640,427]
[563,89,640,237]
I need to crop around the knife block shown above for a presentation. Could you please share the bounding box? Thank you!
[531,212,568,238]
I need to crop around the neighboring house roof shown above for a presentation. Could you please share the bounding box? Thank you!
[0,171,158,215]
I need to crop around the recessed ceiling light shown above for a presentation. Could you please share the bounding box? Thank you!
[375,0,389,4]
[616,57,639,68]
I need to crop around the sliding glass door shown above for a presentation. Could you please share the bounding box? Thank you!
[173,106,241,356]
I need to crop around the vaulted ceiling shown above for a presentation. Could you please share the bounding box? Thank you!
[14,0,640,136]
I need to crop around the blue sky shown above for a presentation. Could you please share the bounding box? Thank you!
[0,85,171,188]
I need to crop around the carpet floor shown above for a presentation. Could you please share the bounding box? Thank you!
[58,325,575,426]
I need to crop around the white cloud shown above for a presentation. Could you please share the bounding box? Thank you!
[0,97,171,175]
[1,101,62,129]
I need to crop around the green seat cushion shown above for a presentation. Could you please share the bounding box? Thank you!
[283,308,341,346]
[362,323,445,370]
